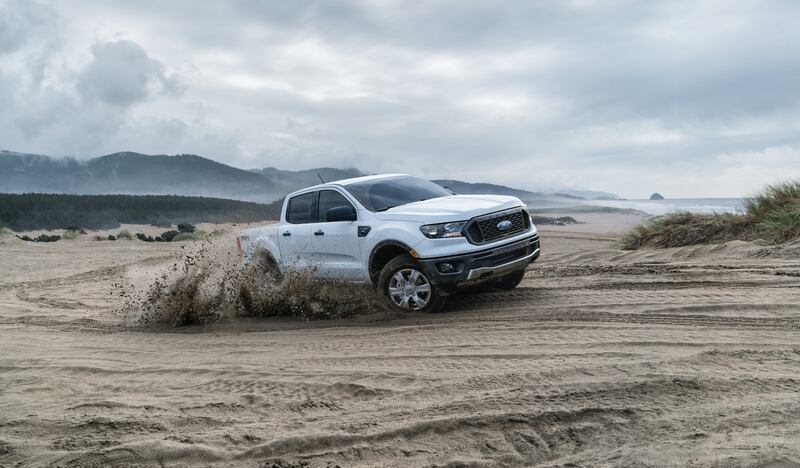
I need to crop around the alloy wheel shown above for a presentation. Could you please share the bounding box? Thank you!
[387,268,432,310]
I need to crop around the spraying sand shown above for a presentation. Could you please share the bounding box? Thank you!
[1,221,799,466]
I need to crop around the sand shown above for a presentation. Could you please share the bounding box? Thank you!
[1,220,800,467]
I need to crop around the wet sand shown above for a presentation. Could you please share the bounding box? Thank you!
[1,222,800,467]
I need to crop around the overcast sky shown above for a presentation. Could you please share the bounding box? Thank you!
[1,0,799,197]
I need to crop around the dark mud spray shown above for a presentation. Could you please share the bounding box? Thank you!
[116,230,390,327]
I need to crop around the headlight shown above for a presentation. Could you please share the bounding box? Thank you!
[419,221,467,238]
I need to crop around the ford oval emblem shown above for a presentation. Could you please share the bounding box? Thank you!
[497,220,513,231]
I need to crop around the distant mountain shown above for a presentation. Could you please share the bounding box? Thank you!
[0,150,277,201]
[435,179,620,201]
[529,186,621,200]
[431,180,622,202]
[0,151,361,202]
[0,150,619,203]
[433,179,549,200]
[249,166,364,195]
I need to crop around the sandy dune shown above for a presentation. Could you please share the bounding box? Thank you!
[1,225,800,467]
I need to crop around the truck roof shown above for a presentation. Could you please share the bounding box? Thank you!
[286,173,410,196]
[332,173,409,186]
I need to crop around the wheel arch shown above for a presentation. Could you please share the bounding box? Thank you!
[252,247,280,267]
[368,240,415,285]
[248,234,282,268]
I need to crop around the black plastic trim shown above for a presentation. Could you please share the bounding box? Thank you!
[420,232,539,260]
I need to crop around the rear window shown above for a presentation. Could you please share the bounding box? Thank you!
[286,192,315,224]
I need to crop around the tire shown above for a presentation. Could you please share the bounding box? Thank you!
[253,251,283,283]
[491,268,526,291]
[378,254,447,313]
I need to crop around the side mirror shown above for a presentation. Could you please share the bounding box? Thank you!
[326,205,356,222]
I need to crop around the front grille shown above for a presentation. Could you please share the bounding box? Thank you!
[466,223,484,243]
[465,208,529,245]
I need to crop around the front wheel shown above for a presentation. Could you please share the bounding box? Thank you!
[378,254,447,313]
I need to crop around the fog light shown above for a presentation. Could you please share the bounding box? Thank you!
[437,262,457,273]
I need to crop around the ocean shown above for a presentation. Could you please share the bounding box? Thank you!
[585,198,746,216]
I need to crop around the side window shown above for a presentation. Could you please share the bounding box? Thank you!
[318,190,355,222]
[286,192,315,224]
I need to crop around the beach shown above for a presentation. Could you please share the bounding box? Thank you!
[1,217,800,467]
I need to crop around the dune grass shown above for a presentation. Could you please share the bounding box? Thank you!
[621,181,800,249]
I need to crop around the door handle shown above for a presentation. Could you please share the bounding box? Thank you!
[282,231,291,237]
[314,230,325,236]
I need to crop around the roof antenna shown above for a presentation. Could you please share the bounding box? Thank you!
[317,172,325,184]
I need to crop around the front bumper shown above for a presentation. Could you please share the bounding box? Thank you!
[417,233,540,294]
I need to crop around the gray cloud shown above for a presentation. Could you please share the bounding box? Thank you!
[1,31,181,155]
[77,40,180,107]
[1,0,799,197]
[0,0,56,54]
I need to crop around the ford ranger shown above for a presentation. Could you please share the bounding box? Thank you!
[237,174,540,312]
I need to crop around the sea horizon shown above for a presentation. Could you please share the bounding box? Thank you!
[586,197,745,216]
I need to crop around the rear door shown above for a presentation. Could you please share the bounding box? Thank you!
[310,189,364,280]
[279,191,315,271]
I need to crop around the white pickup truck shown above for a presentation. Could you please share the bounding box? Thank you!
[237,174,540,312]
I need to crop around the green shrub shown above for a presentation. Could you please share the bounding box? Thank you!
[107,235,117,241]
[136,233,156,242]
[160,230,179,242]
[622,181,800,249]
[172,230,206,242]
[17,235,33,242]
[34,234,61,242]
[177,223,196,233]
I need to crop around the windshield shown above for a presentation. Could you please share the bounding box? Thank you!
[344,176,453,212]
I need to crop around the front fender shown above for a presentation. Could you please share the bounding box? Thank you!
[364,223,424,259]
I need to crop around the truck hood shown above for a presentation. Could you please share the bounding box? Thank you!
[373,195,524,223]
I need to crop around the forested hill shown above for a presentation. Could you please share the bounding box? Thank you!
[0,151,363,203]
[0,193,282,231]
